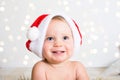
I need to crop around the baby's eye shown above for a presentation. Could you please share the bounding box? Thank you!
[47,37,54,41]
[63,36,69,40]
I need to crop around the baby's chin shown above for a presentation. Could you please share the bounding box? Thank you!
[42,51,72,64]
[47,57,71,64]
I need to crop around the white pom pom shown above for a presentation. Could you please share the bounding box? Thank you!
[27,27,39,41]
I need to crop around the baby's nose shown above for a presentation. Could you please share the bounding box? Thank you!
[54,39,63,47]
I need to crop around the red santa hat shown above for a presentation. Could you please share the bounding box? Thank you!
[26,13,82,58]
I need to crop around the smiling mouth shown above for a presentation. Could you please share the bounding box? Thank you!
[52,51,65,54]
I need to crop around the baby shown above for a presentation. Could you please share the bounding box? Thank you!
[26,13,89,80]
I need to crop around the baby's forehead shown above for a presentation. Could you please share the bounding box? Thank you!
[52,16,69,25]
[48,18,73,35]
[51,17,71,29]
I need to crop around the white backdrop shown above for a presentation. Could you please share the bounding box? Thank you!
[0,0,120,67]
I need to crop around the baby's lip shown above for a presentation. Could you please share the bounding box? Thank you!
[52,51,65,54]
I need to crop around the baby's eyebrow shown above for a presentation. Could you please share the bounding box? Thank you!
[62,33,73,36]
[45,34,54,37]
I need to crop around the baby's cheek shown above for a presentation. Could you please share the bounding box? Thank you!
[67,45,74,53]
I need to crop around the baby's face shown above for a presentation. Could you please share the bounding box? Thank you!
[43,19,74,64]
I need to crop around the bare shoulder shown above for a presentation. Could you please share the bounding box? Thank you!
[71,61,83,66]
[71,61,85,69]
[32,60,46,80]
[32,60,45,72]
[33,60,45,68]
[71,61,87,74]
[72,61,89,80]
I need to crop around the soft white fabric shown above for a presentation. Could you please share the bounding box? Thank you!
[100,59,120,76]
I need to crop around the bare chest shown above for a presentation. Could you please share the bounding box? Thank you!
[45,68,76,80]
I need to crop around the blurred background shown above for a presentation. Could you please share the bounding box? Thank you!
[0,0,120,68]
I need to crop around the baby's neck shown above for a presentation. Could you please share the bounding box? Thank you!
[44,60,70,68]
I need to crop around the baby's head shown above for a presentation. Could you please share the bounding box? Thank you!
[26,13,82,58]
